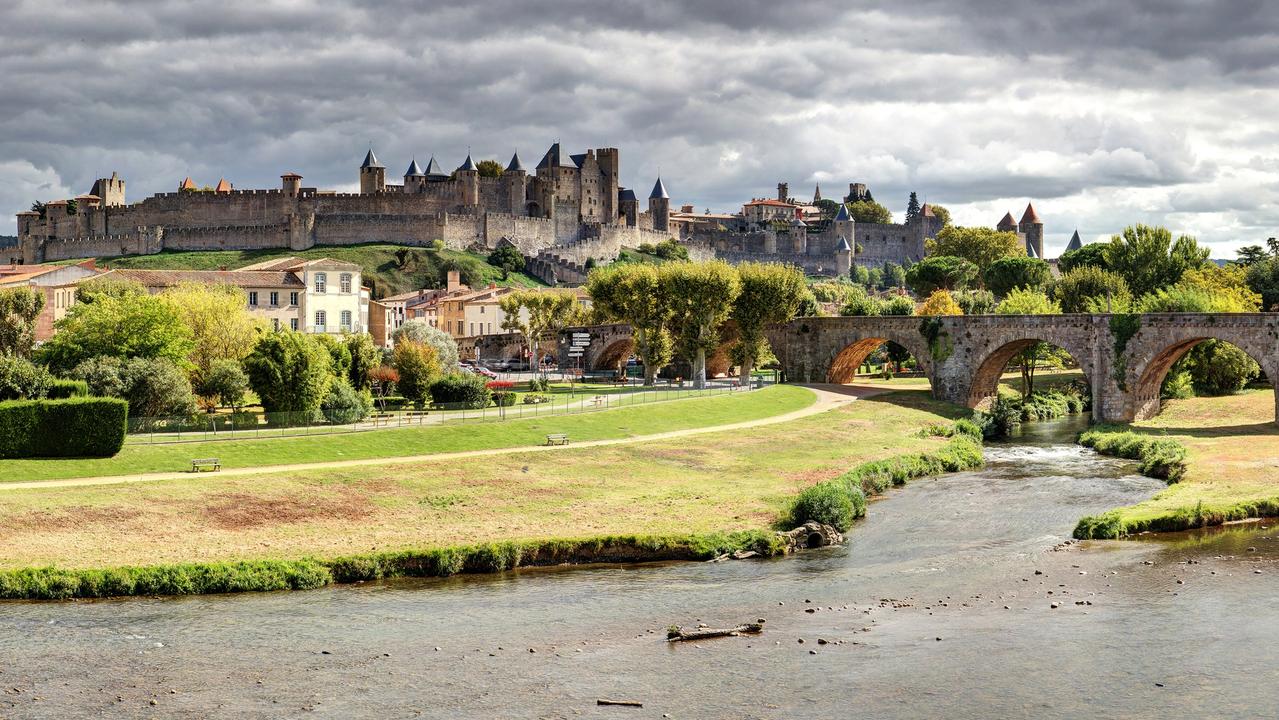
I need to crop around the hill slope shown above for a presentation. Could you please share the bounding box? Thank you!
[97,244,545,298]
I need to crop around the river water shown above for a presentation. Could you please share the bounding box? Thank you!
[4,416,1279,719]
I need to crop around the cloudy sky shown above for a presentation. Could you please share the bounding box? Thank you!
[3,0,1277,256]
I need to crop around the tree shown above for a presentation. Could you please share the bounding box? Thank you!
[905,192,921,223]
[393,319,460,373]
[995,288,1062,396]
[916,289,963,316]
[321,380,372,423]
[881,295,915,316]
[1104,224,1210,298]
[952,289,996,315]
[487,244,525,278]
[0,287,44,357]
[475,159,504,178]
[905,255,979,296]
[392,340,441,406]
[845,200,892,224]
[586,264,675,385]
[1057,242,1111,274]
[882,262,906,289]
[926,226,1024,274]
[499,289,583,375]
[1177,264,1261,311]
[839,285,882,316]
[929,204,953,228]
[1236,245,1270,267]
[850,265,871,286]
[1245,256,1279,311]
[1053,266,1132,313]
[345,333,382,390]
[983,256,1052,297]
[663,261,742,388]
[0,353,52,400]
[730,262,806,383]
[75,356,199,419]
[653,238,689,260]
[243,331,333,415]
[312,333,352,380]
[201,358,249,410]
[160,282,261,384]
[39,279,194,373]
[814,198,842,218]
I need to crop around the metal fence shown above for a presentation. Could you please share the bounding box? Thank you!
[123,375,776,445]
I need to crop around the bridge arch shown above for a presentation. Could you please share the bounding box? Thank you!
[965,337,1092,408]
[1124,316,1279,422]
[591,337,635,372]
[827,335,933,384]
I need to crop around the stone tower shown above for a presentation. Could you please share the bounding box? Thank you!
[619,188,639,227]
[790,218,808,254]
[832,202,853,246]
[359,149,385,194]
[649,178,670,234]
[504,152,528,214]
[1018,203,1044,259]
[456,154,480,207]
[596,147,621,224]
[835,236,852,277]
[997,212,1017,234]
[777,182,789,202]
[402,158,425,193]
[90,172,126,207]
[281,172,302,197]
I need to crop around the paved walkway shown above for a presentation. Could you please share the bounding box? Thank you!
[0,385,883,492]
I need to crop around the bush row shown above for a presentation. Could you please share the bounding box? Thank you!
[1078,427,1188,482]
[0,531,788,600]
[784,424,984,531]
[0,397,128,458]
[975,387,1091,440]
[1075,497,1279,540]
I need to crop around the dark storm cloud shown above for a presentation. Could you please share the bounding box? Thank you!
[2,0,1276,250]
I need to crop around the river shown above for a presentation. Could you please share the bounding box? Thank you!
[3,416,1279,718]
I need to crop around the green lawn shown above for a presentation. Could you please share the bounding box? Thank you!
[1,385,815,482]
[0,389,964,569]
[94,243,545,298]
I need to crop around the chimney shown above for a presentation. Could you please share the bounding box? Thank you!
[446,270,461,293]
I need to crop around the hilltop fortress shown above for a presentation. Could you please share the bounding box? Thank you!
[13,143,678,281]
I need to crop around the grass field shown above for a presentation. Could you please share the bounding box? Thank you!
[1084,388,1279,532]
[93,243,544,298]
[0,389,965,570]
[0,385,815,482]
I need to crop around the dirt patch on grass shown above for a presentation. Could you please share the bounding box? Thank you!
[0,505,148,537]
[200,489,375,530]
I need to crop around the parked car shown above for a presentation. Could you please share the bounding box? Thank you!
[471,365,499,379]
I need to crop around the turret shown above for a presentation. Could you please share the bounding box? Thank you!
[790,217,808,254]
[1018,203,1044,259]
[1065,229,1083,253]
[832,202,854,245]
[596,147,620,224]
[618,188,638,227]
[403,158,425,193]
[648,177,670,233]
[281,173,302,197]
[778,182,789,203]
[835,236,852,277]
[813,184,822,203]
[90,172,125,207]
[456,154,479,207]
[359,149,385,194]
[504,152,528,213]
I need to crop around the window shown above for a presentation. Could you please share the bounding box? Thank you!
[315,310,326,331]
[290,318,299,331]
[479,305,485,314]
[269,291,279,307]
[339,273,352,293]
[340,310,352,330]
[272,318,280,331]
[315,272,327,293]
[248,291,258,306]
[289,291,299,306]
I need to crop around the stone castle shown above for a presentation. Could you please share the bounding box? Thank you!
[13,143,679,282]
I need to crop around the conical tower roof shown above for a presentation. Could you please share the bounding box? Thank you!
[361,148,383,169]
[1066,230,1083,252]
[813,184,822,202]
[506,152,525,173]
[997,211,1017,230]
[457,154,478,172]
[424,156,447,179]
[834,203,851,222]
[404,158,424,177]
[836,236,852,252]
[1020,202,1042,224]
[1026,242,1039,259]
[649,177,669,200]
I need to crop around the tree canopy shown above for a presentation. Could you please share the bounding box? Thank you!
[159,282,262,384]
[983,256,1052,297]
[243,331,333,415]
[845,200,892,225]
[1104,224,1210,298]
[729,262,806,382]
[39,279,194,373]
[925,226,1024,273]
[662,261,741,388]
[393,319,460,373]
[585,263,674,385]
[499,289,584,373]
[1057,242,1110,274]
[905,255,979,296]
[475,159,504,178]
[1052,266,1132,313]
[916,289,963,316]
[0,287,44,357]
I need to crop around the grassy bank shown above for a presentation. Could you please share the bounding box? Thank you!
[93,243,545,297]
[0,390,972,598]
[1074,388,1279,538]
[0,385,814,481]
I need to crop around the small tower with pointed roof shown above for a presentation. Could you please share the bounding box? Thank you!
[402,158,425,194]
[813,184,822,203]
[618,188,639,227]
[648,177,670,233]
[455,153,480,206]
[1018,203,1044,259]
[503,151,529,214]
[832,202,854,248]
[359,148,385,194]
[996,211,1017,233]
[835,235,852,277]
[1065,230,1083,253]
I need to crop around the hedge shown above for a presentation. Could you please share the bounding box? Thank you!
[46,379,90,399]
[0,397,128,458]
[429,373,491,409]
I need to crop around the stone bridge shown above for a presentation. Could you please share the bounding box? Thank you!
[763,313,1279,423]
[554,314,1279,422]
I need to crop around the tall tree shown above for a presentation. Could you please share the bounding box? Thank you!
[1057,242,1111,273]
[1053,266,1132,313]
[905,192,921,223]
[1104,224,1210,298]
[1236,245,1270,267]
[905,255,979,296]
[994,288,1061,396]
[498,289,584,375]
[845,200,892,225]
[160,282,262,385]
[925,226,1024,274]
[392,340,441,406]
[983,256,1052,298]
[345,333,382,391]
[475,159,504,178]
[39,279,194,373]
[663,261,742,388]
[0,287,44,357]
[393,319,460,373]
[586,264,675,385]
[243,331,333,415]
[730,262,806,383]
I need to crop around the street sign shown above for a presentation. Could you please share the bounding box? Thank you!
[567,349,584,356]
[571,340,590,347]
[571,333,591,339]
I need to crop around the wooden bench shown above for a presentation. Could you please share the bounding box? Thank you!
[545,433,569,446]
[191,458,221,472]
[589,395,607,407]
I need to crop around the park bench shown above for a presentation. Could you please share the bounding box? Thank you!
[545,433,570,446]
[589,395,607,407]
[191,458,221,473]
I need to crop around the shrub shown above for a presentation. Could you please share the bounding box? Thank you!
[0,397,128,458]
[492,390,517,407]
[46,379,89,399]
[243,331,332,414]
[392,319,460,373]
[975,395,1022,439]
[392,340,442,405]
[788,482,857,531]
[229,410,259,429]
[429,373,491,408]
[1078,428,1188,482]
[0,353,53,400]
[523,393,549,404]
[321,380,372,424]
[486,380,514,390]
[528,377,550,392]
